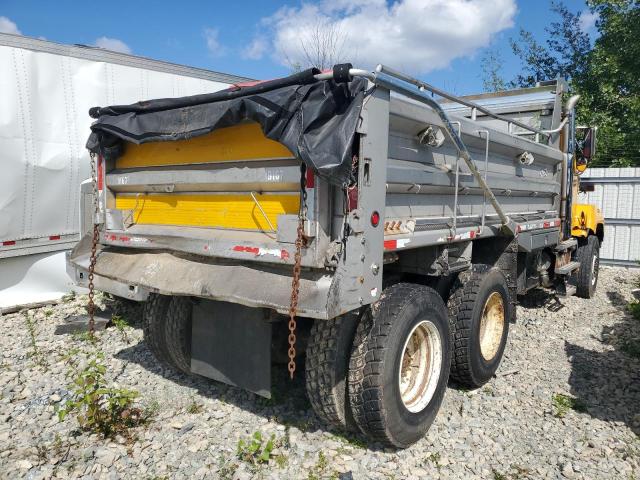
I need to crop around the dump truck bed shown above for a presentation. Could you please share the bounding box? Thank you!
[69,66,568,319]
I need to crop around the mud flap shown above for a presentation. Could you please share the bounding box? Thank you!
[190,299,272,398]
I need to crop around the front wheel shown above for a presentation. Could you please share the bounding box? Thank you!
[575,235,600,298]
[348,283,450,448]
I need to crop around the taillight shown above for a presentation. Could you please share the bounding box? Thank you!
[371,211,380,227]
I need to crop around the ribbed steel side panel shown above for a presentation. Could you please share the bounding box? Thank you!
[581,167,640,266]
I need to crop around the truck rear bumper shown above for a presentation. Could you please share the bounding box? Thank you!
[66,243,149,302]
[66,236,345,319]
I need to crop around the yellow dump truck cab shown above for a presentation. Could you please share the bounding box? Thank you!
[571,203,604,243]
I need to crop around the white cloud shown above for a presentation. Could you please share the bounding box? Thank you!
[94,36,132,54]
[204,28,226,57]
[242,37,268,60]
[254,0,517,74]
[579,11,599,32]
[0,16,21,35]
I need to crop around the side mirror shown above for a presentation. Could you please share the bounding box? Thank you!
[575,126,597,174]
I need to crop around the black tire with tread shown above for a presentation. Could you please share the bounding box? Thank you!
[165,296,193,374]
[447,265,511,389]
[575,235,600,299]
[348,283,450,448]
[142,294,176,368]
[305,314,359,431]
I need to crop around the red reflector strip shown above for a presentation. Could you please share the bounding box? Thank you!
[305,168,315,188]
[97,155,104,191]
[384,240,397,250]
[2,240,16,246]
[49,235,61,240]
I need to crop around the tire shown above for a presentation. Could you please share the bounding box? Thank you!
[142,294,174,367]
[575,235,600,299]
[305,314,359,431]
[348,283,450,448]
[447,265,512,389]
[165,296,193,374]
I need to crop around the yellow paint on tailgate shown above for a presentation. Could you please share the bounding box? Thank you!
[116,123,294,169]
[115,193,299,231]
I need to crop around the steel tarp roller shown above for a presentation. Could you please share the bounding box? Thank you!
[86,68,367,186]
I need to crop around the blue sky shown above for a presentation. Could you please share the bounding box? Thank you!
[1,0,596,95]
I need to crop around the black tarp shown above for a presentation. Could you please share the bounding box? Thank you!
[86,68,367,186]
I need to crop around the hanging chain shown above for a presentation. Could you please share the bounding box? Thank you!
[287,164,308,379]
[87,152,100,338]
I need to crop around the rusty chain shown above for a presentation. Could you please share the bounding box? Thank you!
[87,152,100,338]
[287,163,308,379]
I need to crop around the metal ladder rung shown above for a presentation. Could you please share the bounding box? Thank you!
[555,261,580,275]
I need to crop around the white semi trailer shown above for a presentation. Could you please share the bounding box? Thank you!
[0,33,247,311]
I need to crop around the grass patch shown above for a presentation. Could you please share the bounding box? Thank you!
[492,469,508,480]
[307,451,339,480]
[24,312,47,369]
[110,315,130,343]
[552,393,587,418]
[186,398,204,414]
[628,302,640,321]
[621,339,640,358]
[332,431,367,450]
[236,431,276,466]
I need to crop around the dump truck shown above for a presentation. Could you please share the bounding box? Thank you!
[67,64,603,448]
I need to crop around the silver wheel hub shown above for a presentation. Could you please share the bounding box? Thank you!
[398,320,442,413]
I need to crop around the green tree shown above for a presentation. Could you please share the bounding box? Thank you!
[578,0,640,166]
[481,48,507,92]
[509,0,640,166]
[509,1,591,87]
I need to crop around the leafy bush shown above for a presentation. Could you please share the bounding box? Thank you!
[57,351,148,439]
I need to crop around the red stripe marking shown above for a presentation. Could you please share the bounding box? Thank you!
[97,155,104,191]
[49,235,61,240]
[2,240,16,246]
[233,245,260,255]
[280,249,290,260]
[384,240,397,250]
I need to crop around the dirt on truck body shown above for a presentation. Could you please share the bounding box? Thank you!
[68,63,604,447]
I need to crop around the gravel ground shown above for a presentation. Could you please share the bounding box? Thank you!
[1,266,639,480]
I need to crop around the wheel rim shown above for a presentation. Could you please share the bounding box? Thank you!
[398,320,442,413]
[479,292,505,361]
[591,251,599,286]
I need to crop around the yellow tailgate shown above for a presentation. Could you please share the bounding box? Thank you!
[116,123,294,169]
[115,193,299,231]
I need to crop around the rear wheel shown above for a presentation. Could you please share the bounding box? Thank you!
[305,314,359,431]
[165,296,193,374]
[447,265,511,389]
[142,294,174,367]
[348,283,450,448]
[575,235,600,298]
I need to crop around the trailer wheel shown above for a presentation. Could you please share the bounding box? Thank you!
[348,283,450,448]
[165,296,193,374]
[447,265,511,389]
[575,235,600,298]
[142,294,175,368]
[305,314,359,431]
